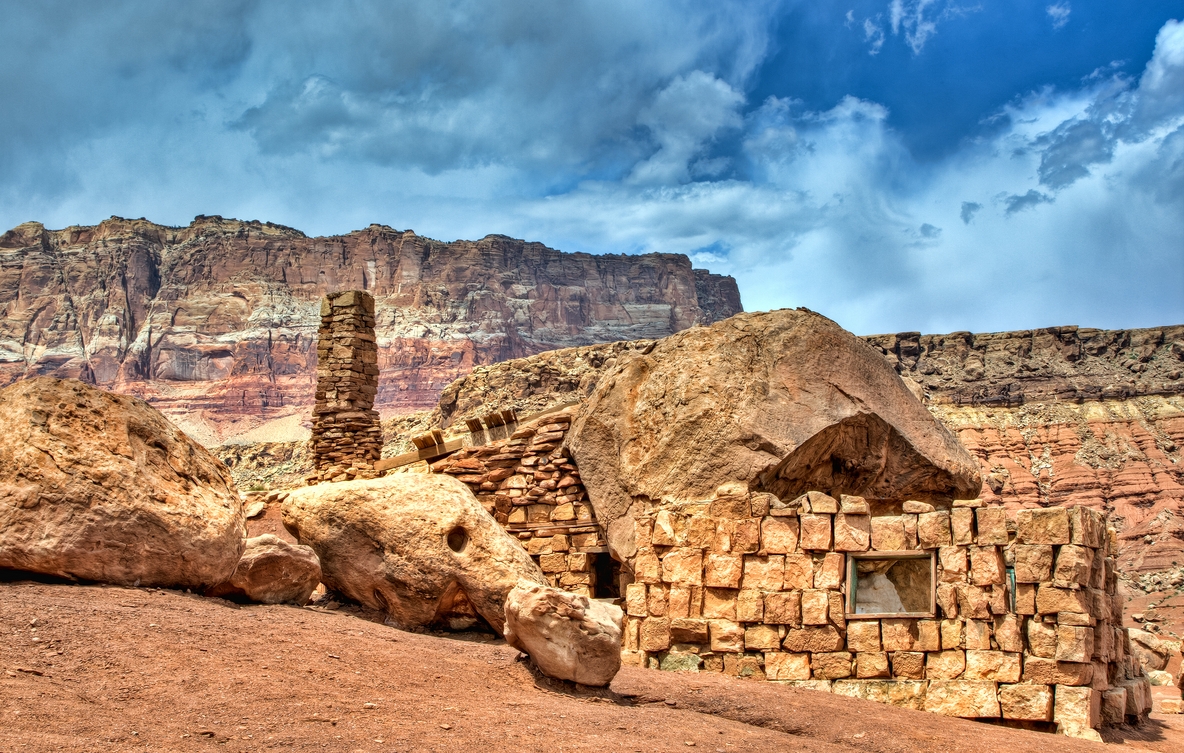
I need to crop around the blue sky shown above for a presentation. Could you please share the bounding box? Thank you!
[2,1,1181,335]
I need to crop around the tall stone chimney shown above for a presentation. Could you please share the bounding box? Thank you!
[309,291,383,483]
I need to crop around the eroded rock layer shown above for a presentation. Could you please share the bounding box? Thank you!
[0,216,741,443]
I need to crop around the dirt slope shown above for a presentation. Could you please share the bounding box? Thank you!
[1,580,1180,752]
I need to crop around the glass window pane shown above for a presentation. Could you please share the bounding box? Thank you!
[853,557,931,614]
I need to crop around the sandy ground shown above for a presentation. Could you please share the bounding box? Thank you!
[2,580,1182,753]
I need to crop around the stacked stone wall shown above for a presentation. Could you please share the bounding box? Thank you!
[615,486,1152,738]
[309,291,383,484]
[429,406,608,596]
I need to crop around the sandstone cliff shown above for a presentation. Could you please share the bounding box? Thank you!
[0,216,741,443]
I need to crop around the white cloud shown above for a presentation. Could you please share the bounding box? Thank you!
[1047,3,1071,30]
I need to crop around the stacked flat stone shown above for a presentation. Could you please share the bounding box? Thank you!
[309,291,382,484]
[613,490,1152,740]
[430,407,606,596]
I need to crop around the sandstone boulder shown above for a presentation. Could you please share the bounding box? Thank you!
[566,309,982,560]
[281,474,545,631]
[0,378,243,588]
[207,534,322,605]
[503,580,624,686]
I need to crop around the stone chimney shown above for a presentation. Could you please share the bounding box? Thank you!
[309,291,383,484]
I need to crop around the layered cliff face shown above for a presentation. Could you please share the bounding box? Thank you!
[0,216,741,443]
[864,326,1184,585]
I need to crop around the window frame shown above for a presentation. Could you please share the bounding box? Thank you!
[844,550,938,620]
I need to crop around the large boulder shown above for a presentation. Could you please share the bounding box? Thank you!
[281,474,545,631]
[206,534,322,605]
[0,377,244,587]
[566,309,982,559]
[504,580,624,686]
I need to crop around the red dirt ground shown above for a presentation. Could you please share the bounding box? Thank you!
[1,580,1181,753]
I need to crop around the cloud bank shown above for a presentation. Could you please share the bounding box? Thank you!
[0,2,1180,335]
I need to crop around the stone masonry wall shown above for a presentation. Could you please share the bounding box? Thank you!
[429,406,609,597]
[309,291,383,484]
[616,486,1152,738]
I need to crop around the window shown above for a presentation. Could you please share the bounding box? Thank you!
[845,551,936,619]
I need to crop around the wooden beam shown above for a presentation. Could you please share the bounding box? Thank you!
[374,438,465,471]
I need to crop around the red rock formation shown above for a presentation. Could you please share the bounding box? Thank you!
[0,216,741,442]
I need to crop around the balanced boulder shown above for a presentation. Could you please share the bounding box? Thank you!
[504,580,624,686]
[206,534,322,604]
[0,377,243,588]
[566,309,982,560]
[282,473,545,631]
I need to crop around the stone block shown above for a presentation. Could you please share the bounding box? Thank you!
[799,514,832,550]
[828,591,847,629]
[703,553,743,589]
[658,651,703,672]
[742,554,784,591]
[801,590,830,626]
[779,680,834,692]
[1036,586,1088,615]
[1069,506,1105,548]
[539,552,567,573]
[964,620,992,650]
[1013,545,1054,583]
[764,652,811,681]
[1053,545,1093,587]
[1054,686,1100,732]
[834,514,870,552]
[1015,583,1037,615]
[993,615,1024,653]
[964,651,1022,682]
[639,617,671,652]
[916,620,941,652]
[840,494,870,514]
[801,491,839,513]
[871,516,908,551]
[924,680,1001,718]
[709,491,751,519]
[833,680,927,710]
[722,653,765,680]
[813,552,845,589]
[999,683,1053,721]
[685,515,716,549]
[633,548,661,584]
[1101,687,1126,725]
[951,508,975,545]
[782,625,844,653]
[936,583,959,619]
[881,619,915,651]
[763,591,802,625]
[670,617,709,644]
[662,548,704,586]
[708,619,745,653]
[625,583,648,617]
[667,586,691,619]
[1016,508,1071,545]
[1023,657,1093,686]
[846,620,881,652]
[760,517,799,554]
[918,511,952,548]
[941,619,963,650]
[703,588,738,619]
[938,546,968,582]
[647,584,668,616]
[737,588,764,622]
[744,624,781,651]
[969,546,1004,586]
[957,585,991,620]
[782,553,813,590]
[927,650,967,679]
[1055,625,1093,663]
[855,652,891,678]
[890,652,925,679]
[902,500,934,514]
[974,507,1008,546]
[812,652,853,680]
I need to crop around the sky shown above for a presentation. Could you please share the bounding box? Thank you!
[1,1,1182,335]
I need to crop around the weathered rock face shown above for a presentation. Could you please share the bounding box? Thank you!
[503,580,624,686]
[0,216,741,443]
[280,474,545,631]
[0,377,243,587]
[565,309,982,560]
[206,534,322,605]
